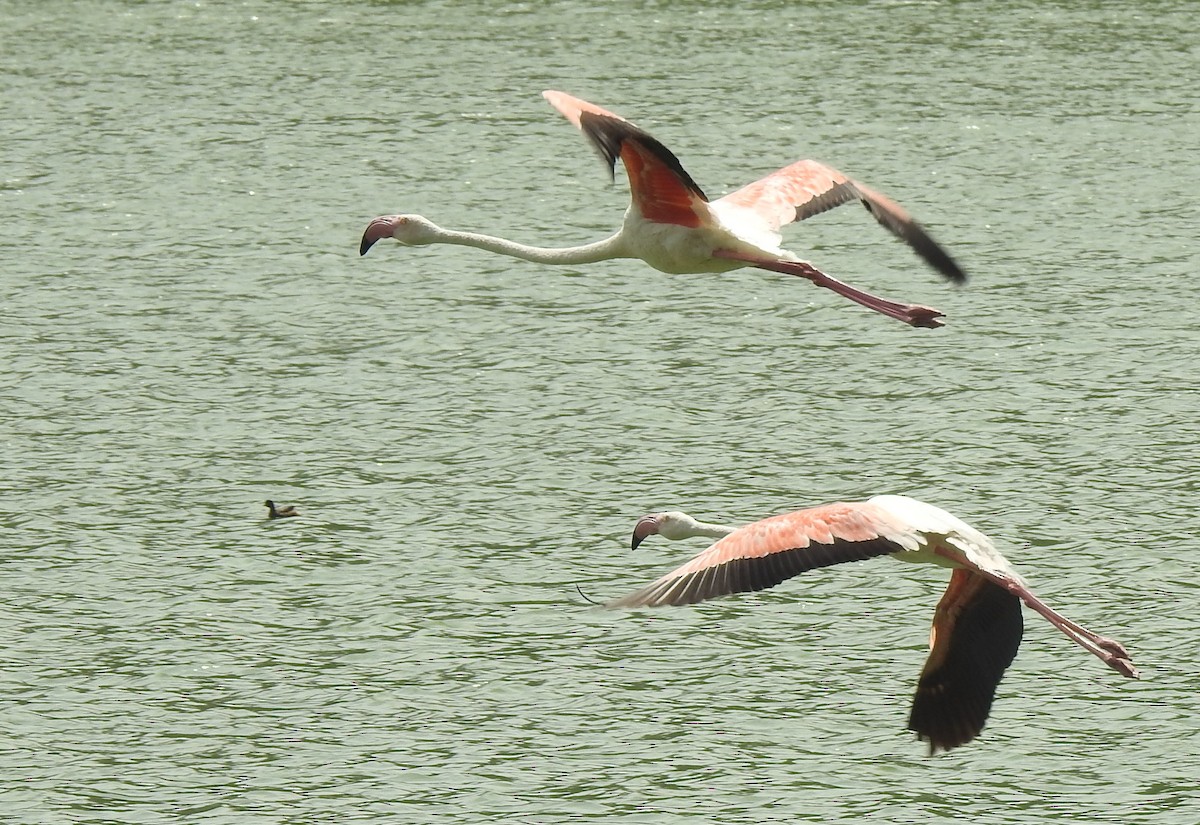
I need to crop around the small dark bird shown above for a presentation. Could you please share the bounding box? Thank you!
[265,500,298,519]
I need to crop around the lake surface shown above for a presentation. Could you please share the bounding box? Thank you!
[3,1,1198,822]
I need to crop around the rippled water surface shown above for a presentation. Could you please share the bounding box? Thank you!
[3,1,1198,822]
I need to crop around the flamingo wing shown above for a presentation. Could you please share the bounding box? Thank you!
[606,501,912,609]
[907,569,1023,753]
[542,90,709,228]
[718,159,966,284]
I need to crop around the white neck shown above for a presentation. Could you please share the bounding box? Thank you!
[689,520,737,539]
[662,513,737,542]
[434,227,629,265]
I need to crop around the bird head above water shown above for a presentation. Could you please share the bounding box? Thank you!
[265,500,298,519]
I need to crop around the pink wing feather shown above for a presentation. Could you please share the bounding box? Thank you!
[718,159,966,283]
[606,501,914,609]
[543,90,709,228]
[542,90,628,129]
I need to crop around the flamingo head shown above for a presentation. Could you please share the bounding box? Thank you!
[631,511,698,549]
[359,214,443,255]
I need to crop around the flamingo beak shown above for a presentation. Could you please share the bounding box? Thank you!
[359,216,397,256]
[631,515,661,550]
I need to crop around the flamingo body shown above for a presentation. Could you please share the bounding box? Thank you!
[614,495,1138,753]
[361,92,967,328]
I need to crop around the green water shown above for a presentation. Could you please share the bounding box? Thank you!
[3,1,1198,822]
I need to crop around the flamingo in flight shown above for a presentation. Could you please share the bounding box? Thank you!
[610,495,1138,753]
[360,91,967,328]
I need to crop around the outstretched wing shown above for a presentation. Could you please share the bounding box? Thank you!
[718,158,966,284]
[606,501,913,609]
[907,569,1023,753]
[542,90,709,228]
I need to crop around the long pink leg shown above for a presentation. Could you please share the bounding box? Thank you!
[713,251,946,329]
[982,572,1139,679]
[1016,588,1138,676]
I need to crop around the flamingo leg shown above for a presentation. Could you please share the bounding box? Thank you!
[982,573,1139,679]
[712,250,946,329]
[1015,587,1138,677]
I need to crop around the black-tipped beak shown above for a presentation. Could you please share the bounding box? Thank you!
[631,515,660,550]
[359,216,395,256]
